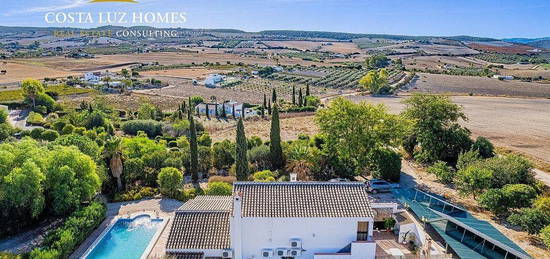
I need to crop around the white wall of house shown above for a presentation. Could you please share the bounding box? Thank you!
[233,217,374,259]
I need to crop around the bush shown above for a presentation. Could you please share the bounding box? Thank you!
[507,208,550,234]
[479,189,507,215]
[205,182,232,195]
[40,129,59,141]
[198,132,212,147]
[252,170,276,182]
[0,109,7,124]
[26,93,55,113]
[208,176,237,185]
[248,145,271,171]
[384,217,396,230]
[27,112,45,125]
[369,148,401,182]
[483,155,534,188]
[33,105,47,114]
[29,127,45,139]
[157,167,183,197]
[35,202,106,258]
[85,111,107,129]
[0,123,12,141]
[427,161,454,184]
[501,184,537,209]
[212,140,235,169]
[472,136,494,158]
[456,150,481,171]
[113,187,158,202]
[61,124,75,135]
[455,165,492,197]
[540,225,550,248]
[121,119,163,137]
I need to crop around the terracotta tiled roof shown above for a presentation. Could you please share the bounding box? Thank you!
[167,211,230,250]
[178,195,232,212]
[166,252,204,259]
[233,182,375,218]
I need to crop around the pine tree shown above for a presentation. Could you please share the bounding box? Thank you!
[268,100,272,115]
[270,104,284,170]
[298,88,303,107]
[292,85,296,105]
[235,118,249,181]
[272,88,277,103]
[306,84,310,96]
[189,114,199,184]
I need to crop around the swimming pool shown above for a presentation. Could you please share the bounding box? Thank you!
[84,214,166,259]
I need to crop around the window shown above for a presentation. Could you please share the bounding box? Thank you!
[357,221,369,241]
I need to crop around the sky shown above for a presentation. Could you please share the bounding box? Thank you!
[0,0,549,39]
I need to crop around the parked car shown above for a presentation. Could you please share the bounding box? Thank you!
[366,179,392,193]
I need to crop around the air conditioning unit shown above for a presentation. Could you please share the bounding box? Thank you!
[290,238,302,248]
[275,248,287,257]
[222,249,233,258]
[289,248,302,256]
[261,249,274,258]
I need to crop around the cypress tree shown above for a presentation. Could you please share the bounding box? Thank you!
[272,88,277,103]
[232,104,236,118]
[270,104,283,170]
[292,85,296,105]
[187,97,192,120]
[196,107,200,118]
[221,103,226,118]
[268,100,272,115]
[215,104,219,118]
[306,84,310,96]
[304,95,308,107]
[189,114,199,184]
[262,94,267,117]
[298,88,303,107]
[206,104,210,119]
[236,118,249,180]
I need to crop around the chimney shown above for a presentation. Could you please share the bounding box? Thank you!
[231,192,243,259]
[290,173,298,182]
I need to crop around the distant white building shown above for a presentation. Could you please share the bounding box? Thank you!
[204,74,224,87]
[492,75,514,80]
[195,101,250,117]
[166,182,378,259]
[272,66,284,72]
[84,72,101,82]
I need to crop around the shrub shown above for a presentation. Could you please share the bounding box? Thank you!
[208,176,237,185]
[113,187,158,202]
[212,140,235,170]
[33,105,47,114]
[427,161,454,184]
[26,93,55,113]
[0,123,12,141]
[534,196,550,212]
[455,165,492,197]
[27,111,45,125]
[198,132,212,147]
[472,136,494,158]
[37,202,106,258]
[248,145,271,171]
[384,217,396,230]
[507,208,550,234]
[501,184,537,209]
[205,182,232,195]
[0,109,7,124]
[157,167,183,197]
[40,129,59,141]
[479,189,507,215]
[253,170,276,182]
[61,124,75,135]
[370,148,401,182]
[483,155,534,188]
[121,119,163,137]
[540,225,550,248]
[456,150,481,171]
[85,111,107,129]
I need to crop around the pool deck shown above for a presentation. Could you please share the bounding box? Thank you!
[70,198,183,259]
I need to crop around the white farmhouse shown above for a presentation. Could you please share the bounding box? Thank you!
[205,74,224,87]
[166,182,377,259]
[84,72,102,83]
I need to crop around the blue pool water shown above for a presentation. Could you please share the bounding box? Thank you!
[85,215,163,259]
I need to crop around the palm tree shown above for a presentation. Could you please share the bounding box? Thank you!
[104,136,124,190]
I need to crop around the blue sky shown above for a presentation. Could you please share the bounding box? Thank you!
[0,0,549,39]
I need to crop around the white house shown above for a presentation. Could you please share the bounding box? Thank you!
[84,72,101,82]
[195,101,250,118]
[166,182,377,259]
[205,74,224,87]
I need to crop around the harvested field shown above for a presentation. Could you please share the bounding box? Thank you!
[410,73,550,98]
[467,42,543,54]
[344,94,550,166]
[0,61,76,84]
[403,56,485,71]
[139,68,230,79]
[319,42,362,54]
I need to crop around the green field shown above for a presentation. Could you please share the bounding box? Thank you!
[0,85,94,102]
